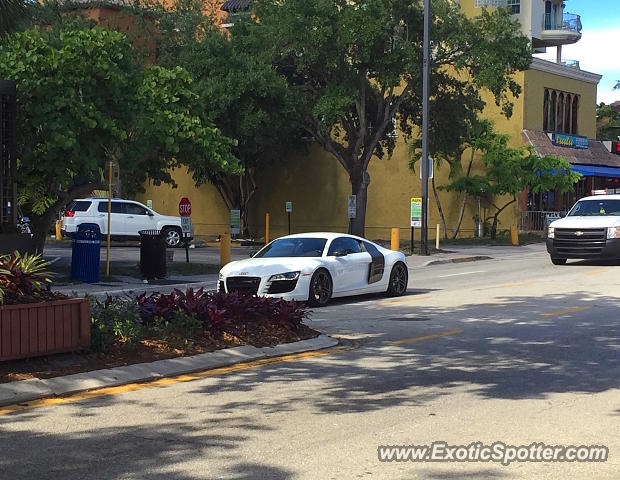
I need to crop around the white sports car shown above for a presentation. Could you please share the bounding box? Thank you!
[218,232,409,306]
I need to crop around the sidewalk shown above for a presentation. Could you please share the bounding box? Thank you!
[405,243,546,268]
[0,335,338,408]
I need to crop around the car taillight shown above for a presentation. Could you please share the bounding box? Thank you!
[64,211,75,217]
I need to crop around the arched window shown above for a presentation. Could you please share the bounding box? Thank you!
[572,96,579,134]
[557,93,564,133]
[543,89,549,131]
[550,91,557,131]
[564,94,572,134]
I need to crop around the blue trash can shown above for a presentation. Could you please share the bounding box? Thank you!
[71,225,101,283]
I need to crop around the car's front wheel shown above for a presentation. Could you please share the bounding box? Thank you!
[308,268,332,307]
[162,227,182,248]
[386,262,408,296]
[551,257,567,265]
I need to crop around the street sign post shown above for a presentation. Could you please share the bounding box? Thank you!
[230,209,241,236]
[179,197,192,263]
[347,195,356,234]
[285,201,292,235]
[411,197,422,254]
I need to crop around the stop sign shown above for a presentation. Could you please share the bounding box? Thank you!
[178,197,192,216]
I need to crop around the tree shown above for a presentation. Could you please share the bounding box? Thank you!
[444,133,581,239]
[596,103,620,141]
[157,3,298,236]
[250,0,531,236]
[0,26,237,251]
[0,0,32,36]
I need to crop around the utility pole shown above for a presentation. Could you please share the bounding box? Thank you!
[420,0,431,256]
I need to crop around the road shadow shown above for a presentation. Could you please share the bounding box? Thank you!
[187,290,620,414]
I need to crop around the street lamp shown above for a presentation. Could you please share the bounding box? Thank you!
[420,0,431,256]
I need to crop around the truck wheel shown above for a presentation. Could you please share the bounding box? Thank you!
[551,257,567,265]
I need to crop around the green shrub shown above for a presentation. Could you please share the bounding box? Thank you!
[90,296,143,353]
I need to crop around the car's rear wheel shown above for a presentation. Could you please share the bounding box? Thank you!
[551,257,567,265]
[163,227,182,248]
[386,262,408,296]
[308,269,332,307]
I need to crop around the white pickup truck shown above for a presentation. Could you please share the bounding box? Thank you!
[61,198,190,247]
[547,194,620,265]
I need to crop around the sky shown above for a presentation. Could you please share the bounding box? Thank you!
[533,0,620,105]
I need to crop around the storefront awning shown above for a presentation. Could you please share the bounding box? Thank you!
[571,164,620,178]
[523,129,620,169]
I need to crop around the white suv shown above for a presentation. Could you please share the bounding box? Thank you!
[61,198,190,247]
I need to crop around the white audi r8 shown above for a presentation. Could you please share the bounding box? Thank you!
[218,233,409,306]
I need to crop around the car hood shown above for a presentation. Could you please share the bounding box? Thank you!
[551,216,620,229]
[220,257,323,277]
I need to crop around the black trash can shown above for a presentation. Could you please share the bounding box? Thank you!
[71,225,101,283]
[139,230,167,279]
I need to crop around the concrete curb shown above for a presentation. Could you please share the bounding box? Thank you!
[0,334,338,407]
[421,255,493,267]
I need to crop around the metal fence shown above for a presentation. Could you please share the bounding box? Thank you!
[520,211,563,233]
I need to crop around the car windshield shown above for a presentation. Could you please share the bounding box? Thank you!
[567,199,620,216]
[254,238,327,258]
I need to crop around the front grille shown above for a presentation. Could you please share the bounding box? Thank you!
[554,228,607,256]
[267,279,298,294]
[218,281,225,292]
[226,276,261,295]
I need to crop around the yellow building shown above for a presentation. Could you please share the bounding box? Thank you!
[139,0,606,242]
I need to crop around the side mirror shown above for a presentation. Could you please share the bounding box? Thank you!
[147,211,154,216]
[333,249,348,257]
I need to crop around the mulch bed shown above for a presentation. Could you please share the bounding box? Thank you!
[0,323,319,384]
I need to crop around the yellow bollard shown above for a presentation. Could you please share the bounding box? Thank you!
[391,227,400,251]
[436,224,440,250]
[55,220,62,240]
[510,224,519,246]
[220,233,231,267]
[265,213,270,244]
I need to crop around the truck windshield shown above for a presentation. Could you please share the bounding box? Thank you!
[568,199,620,216]
[254,238,327,258]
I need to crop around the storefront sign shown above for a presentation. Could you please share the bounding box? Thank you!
[552,133,589,150]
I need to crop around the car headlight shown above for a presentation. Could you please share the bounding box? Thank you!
[547,227,555,239]
[607,227,620,239]
[269,271,300,281]
[218,272,224,281]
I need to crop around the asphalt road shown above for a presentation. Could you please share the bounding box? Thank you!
[1,246,619,479]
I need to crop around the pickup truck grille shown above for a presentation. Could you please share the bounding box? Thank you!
[226,276,261,295]
[554,228,607,256]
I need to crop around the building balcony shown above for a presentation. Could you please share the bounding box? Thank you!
[538,12,582,47]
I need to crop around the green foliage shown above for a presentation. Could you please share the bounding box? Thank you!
[0,25,238,251]
[89,296,143,353]
[444,130,580,238]
[596,103,620,141]
[0,251,56,305]
[0,0,33,36]
[156,2,297,233]
[148,310,203,348]
[250,0,532,235]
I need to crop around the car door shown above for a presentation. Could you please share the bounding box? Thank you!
[123,202,156,237]
[97,201,124,235]
[326,237,371,293]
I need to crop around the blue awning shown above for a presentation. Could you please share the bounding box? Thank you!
[571,164,620,178]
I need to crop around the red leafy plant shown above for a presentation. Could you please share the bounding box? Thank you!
[136,288,310,337]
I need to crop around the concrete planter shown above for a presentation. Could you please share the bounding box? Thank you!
[0,298,90,361]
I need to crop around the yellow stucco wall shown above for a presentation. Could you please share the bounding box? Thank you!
[523,69,598,137]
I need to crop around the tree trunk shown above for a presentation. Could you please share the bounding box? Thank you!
[431,176,449,240]
[451,151,475,239]
[211,170,257,238]
[490,197,517,240]
[350,170,370,237]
